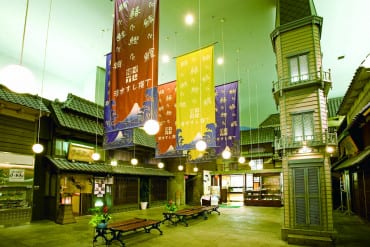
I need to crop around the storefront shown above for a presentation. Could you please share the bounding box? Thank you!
[0,152,35,226]
[212,169,282,207]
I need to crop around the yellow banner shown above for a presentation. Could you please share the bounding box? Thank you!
[176,46,215,153]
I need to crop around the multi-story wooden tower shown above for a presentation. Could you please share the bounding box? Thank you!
[270,0,337,244]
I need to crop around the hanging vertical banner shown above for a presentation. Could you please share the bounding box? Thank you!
[104,0,159,149]
[176,46,216,152]
[155,81,179,157]
[215,81,240,155]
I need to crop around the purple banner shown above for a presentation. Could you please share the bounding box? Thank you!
[215,81,240,155]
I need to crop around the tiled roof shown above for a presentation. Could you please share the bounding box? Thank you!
[338,54,370,115]
[279,0,317,25]
[46,156,108,173]
[240,127,275,145]
[134,128,156,148]
[0,84,49,113]
[46,156,174,176]
[327,97,343,118]
[51,100,103,135]
[259,113,280,128]
[112,165,174,177]
[62,93,103,119]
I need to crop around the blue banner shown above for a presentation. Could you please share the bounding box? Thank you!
[215,81,240,155]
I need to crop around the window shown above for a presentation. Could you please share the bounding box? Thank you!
[289,54,308,83]
[54,139,69,156]
[249,159,263,170]
[293,167,321,226]
[292,112,314,142]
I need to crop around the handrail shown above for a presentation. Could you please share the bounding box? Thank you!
[272,69,331,92]
[274,132,337,150]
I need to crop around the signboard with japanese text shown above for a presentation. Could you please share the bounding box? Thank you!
[104,0,159,149]
[215,81,240,155]
[175,46,216,153]
[155,81,178,157]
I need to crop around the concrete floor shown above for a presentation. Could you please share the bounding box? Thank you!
[0,206,369,247]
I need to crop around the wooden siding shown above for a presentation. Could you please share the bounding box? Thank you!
[347,79,370,123]
[318,89,328,132]
[0,115,35,155]
[278,25,322,80]
[274,36,283,80]
[279,87,321,137]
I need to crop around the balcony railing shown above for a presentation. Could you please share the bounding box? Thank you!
[272,69,331,92]
[274,132,337,150]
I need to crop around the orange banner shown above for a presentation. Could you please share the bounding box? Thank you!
[156,81,177,156]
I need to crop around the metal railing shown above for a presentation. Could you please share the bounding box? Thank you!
[274,132,337,150]
[272,69,331,92]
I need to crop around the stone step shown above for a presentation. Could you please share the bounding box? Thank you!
[287,234,333,246]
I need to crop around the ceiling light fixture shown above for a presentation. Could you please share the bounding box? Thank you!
[158,161,164,169]
[195,0,207,152]
[238,156,246,164]
[236,48,245,164]
[92,67,102,161]
[220,17,231,160]
[0,0,35,93]
[222,146,231,159]
[131,142,138,165]
[185,13,194,25]
[326,146,335,154]
[33,0,53,154]
[178,156,184,171]
[110,159,117,166]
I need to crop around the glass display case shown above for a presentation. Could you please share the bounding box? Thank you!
[244,173,282,207]
[0,187,31,209]
[0,160,34,226]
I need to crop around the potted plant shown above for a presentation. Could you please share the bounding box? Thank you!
[140,177,149,210]
[89,205,111,229]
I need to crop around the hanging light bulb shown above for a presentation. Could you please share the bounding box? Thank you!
[195,139,207,151]
[193,166,198,172]
[110,160,118,166]
[131,158,138,165]
[1,0,35,93]
[178,164,184,171]
[222,146,232,159]
[238,156,246,164]
[32,143,44,154]
[92,152,100,161]
[158,162,164,169]
[143,119,160,135]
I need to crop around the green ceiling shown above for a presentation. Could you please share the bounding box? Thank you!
[0,0,369,128]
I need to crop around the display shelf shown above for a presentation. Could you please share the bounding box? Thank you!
[244,189,282,207]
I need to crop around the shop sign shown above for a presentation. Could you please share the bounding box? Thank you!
[9,169,25,182]
[67,143,94,163]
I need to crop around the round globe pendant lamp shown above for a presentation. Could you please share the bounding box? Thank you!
[143,119,160,135]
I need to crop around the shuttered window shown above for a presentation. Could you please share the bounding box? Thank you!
[292,112,314,142]
[150,177,167,201]
[293,167,321,226]
[289,54,309,83]
[114,176,139,205]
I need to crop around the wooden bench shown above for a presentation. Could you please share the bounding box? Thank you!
[173,206,209,227]
[202,205,221,215]
[92,218,162,247]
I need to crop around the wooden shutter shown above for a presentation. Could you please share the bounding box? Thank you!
[293,166,321,226]
[114,176,139,205]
